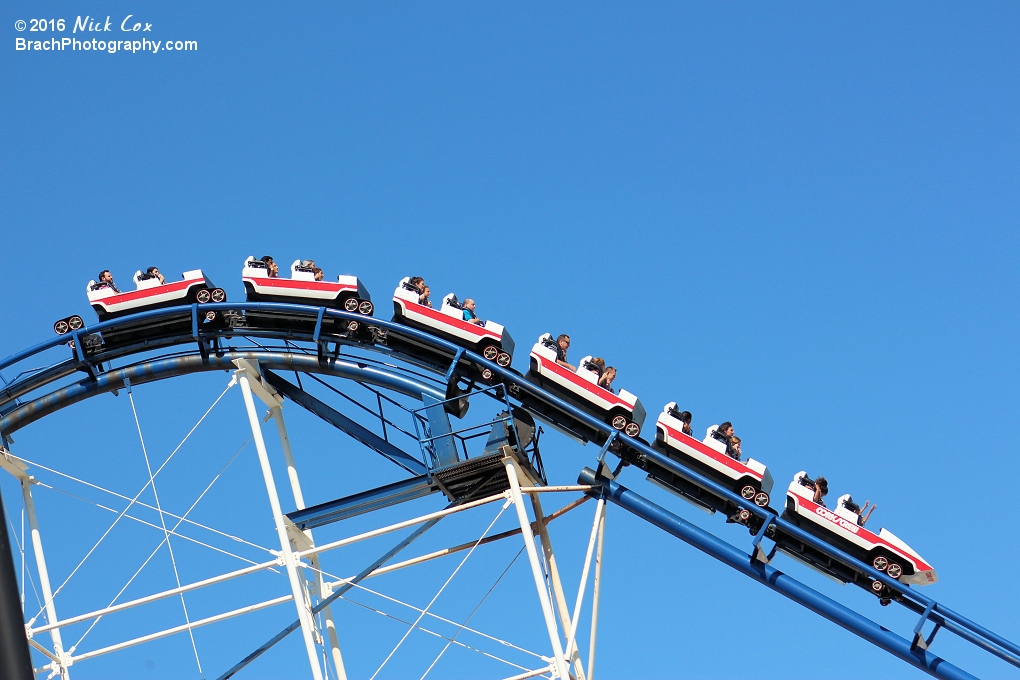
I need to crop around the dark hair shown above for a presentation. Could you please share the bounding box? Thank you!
[557,334,570,343]
[679,410,692,424]
[815,476,828,494]
[146,266,159,275]
[260,256,274,264]
[98,269,110,279]
[718,421,733,432]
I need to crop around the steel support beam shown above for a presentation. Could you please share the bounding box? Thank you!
[578,468,977,680]
[0,453,70,679]
[235,366,323,680]
[587,500,606,680]
[529,494,586,680]
[0,485,33,680]
[504,457,571,680]
[270,405,348,680]
[287,476,435,530]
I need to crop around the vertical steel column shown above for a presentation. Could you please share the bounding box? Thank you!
[270,405,348,680]
[562,497,604,677]
[503,458,571,680]
[529,494,586,680]
[18,471,69,678]
[237,371,323,680]
[587,502,606,680]
[0,485,33,680]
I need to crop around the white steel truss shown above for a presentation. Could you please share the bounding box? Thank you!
[2,370,612,680]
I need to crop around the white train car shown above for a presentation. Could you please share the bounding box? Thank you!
[781,472,937,595]
[242,257,373,315]
[391,278,514,376]
[85,269,224,322]
[526,333,644,437]
[654,403,774,509]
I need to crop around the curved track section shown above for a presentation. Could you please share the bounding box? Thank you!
[1,301,1017,679]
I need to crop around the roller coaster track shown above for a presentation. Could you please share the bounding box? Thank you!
[0,300,1016,680]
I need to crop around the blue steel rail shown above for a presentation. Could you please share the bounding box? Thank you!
[0,301,1017,678]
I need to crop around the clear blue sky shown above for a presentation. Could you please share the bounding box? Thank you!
[2,2,1018,678]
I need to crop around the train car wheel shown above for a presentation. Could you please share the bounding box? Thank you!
[754,491,769,507]
[68,315,84,330]
[886,563,903,579]
[347,320,360,332]
[610,414,627,430]
[871,580,885,593]
[872,555,889,572]
[740,485,756,500]
[53,320,69,335]
[624,421,641,437]
[196,289,211,303]
[737,508,751,522]
[204,311,217,321]
[482,345,499,361]
[496,352,511,367]
[211,288,226,302]
[358,300,374,315]
[481,368,493,381]
[344,298,360,312]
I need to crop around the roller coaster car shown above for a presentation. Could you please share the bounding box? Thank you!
[241,257,375,338]
[391,279,515,382]
[242,258,373,315]
[648,404,774,527]
[524,333,645,439]
[53,269,228,355]
[84,269,226,322]
[778,472,937,597]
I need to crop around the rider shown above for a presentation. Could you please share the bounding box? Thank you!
[598,366,617,393]
[144,266,166,284]
[260,256,280,278]
[857,500,877,526]
[712,422,738,459]
[667,405,694,435]
[93,270,121,293]
[729,435,742,461]
[809,475,829,506]
[462,298,484,325]
[554,334,575,371]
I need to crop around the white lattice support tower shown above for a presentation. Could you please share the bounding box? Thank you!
[529,493,587,680]
[270,404,348,680]
[587,500,606,680]
[502,455,571,680]
[233,361,323,680]
[0,449,70,679]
